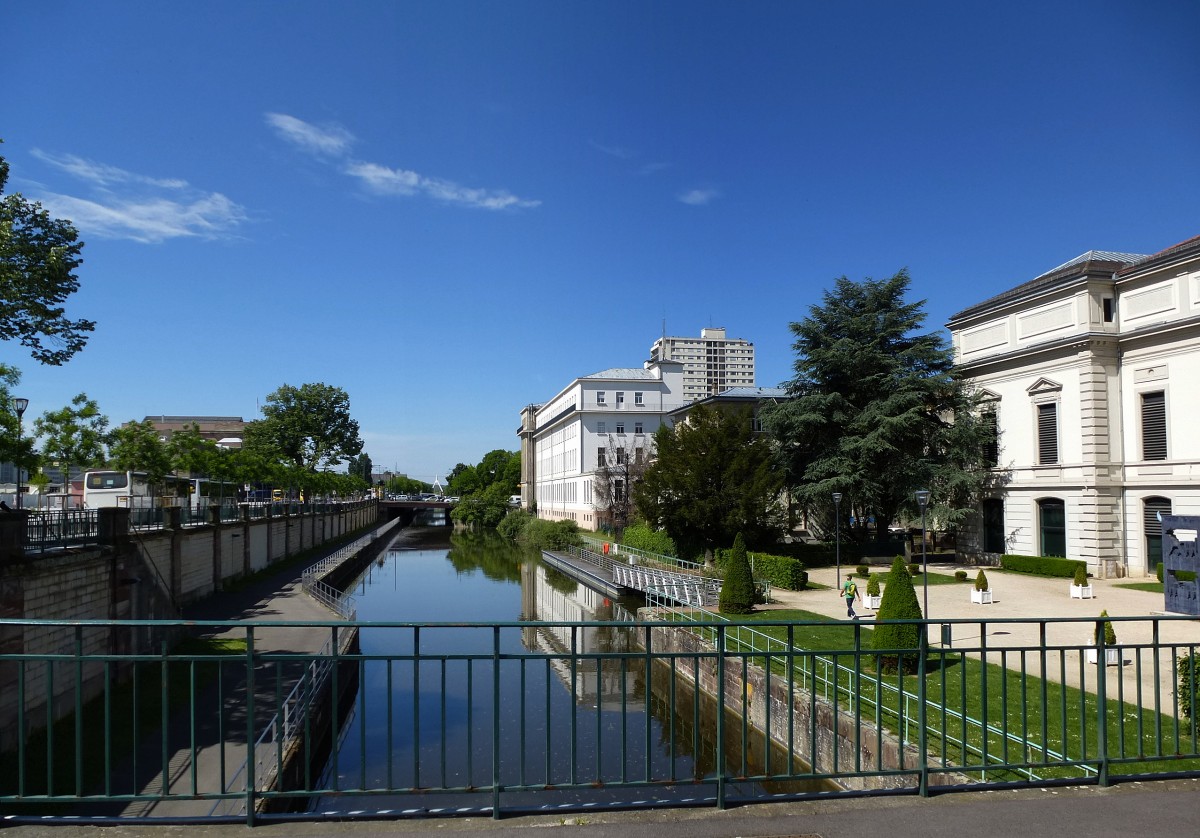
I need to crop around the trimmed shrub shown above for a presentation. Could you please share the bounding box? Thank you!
[719,533,755,615]
[1072,565,1088,587]
[974,569,989,592]
[954,570,968,582]
[712,549,809,590]
[520,518,583,551]
[866,574,881,597]
[908,563,920,577]
[1000,554,1085,579]
[1179,653,1198,719]
[621,523,677,558]
[497,509,531,540]
[856,565,870,579]
[873,556,923,674]
[1096,610,1117,646]
[1157,562,1198,583]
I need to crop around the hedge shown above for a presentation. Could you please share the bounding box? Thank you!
[715,548,809,590]
[620,523,678,558]
[1000,554,1086,579]
[1156,562,1197,583]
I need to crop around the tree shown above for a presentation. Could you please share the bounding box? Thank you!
[243,383,363,472]
[718,533,755,614]
[33,393,109,487]
[761,270,993,545]
[873,556,924,674]
[166,423,216,476]
[347,452,373,483]
[593,432,653,538]
[0,364,38,477]
[1,144,95,365]
[108,419,172,490]
[634,405,784,562]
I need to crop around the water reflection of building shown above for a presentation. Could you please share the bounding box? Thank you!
[520,562,642,710]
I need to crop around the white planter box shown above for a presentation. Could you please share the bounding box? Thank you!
[863,594,881,610]
[1070,584,1094,599]
[971,589,993,604]
[1086,647,1121,666]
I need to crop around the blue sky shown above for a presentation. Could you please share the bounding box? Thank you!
[4,1,1198,480]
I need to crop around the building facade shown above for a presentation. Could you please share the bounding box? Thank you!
[949,235,1200,578]
[524,359,684,525]
[649,327,755,403]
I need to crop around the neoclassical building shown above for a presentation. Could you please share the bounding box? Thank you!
[519,359,685,525]
[949,234,1200,578]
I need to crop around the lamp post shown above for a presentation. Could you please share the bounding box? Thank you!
[13,398,29,511]
[915,489,931,629]
[832,492,842,588]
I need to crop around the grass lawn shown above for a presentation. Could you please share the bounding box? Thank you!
[661,607,1200,781]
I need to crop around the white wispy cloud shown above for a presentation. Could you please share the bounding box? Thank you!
[590,140,636,160]
[32,150,188,189]
[639,161,670,176]
[678,187,720,206]
[37,191,248,244]
[264,112,355,156]
[264,112,539,211]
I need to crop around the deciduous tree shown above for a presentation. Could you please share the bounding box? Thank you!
[1,145,95,365]
[243,383,363,472]
[33,393,108,487]
[634,405,783,562]
[108,419,172,488]
[593,432,653,539]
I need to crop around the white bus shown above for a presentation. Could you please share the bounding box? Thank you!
[82,471,232,509]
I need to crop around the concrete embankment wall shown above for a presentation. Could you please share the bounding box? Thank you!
[646,622,958,791]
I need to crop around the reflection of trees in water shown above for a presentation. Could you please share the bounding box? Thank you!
[446,530,535,582]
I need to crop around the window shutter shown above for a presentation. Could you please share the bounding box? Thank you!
[1143,497,1171,533]
[1141,392,1167,461]
[1037,403,1058,465]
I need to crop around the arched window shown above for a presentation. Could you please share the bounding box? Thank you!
[1143,496,1172,573]
[1038,499,1066,558]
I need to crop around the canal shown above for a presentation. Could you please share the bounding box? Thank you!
[311,527,828,816]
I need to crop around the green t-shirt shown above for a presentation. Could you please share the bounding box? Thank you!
[842,580,857,598]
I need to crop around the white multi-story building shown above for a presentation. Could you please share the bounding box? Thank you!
[649,327,754,403]
[520,359,684,526]
[949,234,1200,578]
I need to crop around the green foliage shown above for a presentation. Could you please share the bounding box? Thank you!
[974,569,989,592]
[386,474,429,495]
[908,563,920,576]
[497,508,531,540]
[520,518,582,551]
[1000,554,1086,579]
[347,452,373,483]
[873,556,923,674]
[866,573,881,596]
[856,564,869,579]
[742,550,808,590]
[243,382,363,472]
[719,533,755,614]
[634,404,784,560]
[1096,610,1116,646]
[1,144,95,365]
[32,393,108,481]
[620,523,677,558]
[954,570,968,582]
[1073,565,1089,587]
[761,270,993,543]
[1179,653,1198,719]
[108,419,172,485]
[450,482,512,528]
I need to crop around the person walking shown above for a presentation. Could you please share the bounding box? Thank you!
[841,575,860,619]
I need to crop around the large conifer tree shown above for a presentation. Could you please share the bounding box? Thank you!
[761,270,992,543]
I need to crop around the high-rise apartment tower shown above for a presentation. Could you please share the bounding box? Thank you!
[648,327,755,403]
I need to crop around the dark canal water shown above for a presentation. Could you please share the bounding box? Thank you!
[311,528,824,814]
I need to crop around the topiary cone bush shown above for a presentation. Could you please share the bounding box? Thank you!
[866,574,881,597]
[1096,609,1117,646]
[974,569,989,592]
[718,533,755,615]
[1073,565,1088,587]
[872,556,923,674]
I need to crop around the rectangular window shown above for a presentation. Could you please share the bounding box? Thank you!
[1039,499,1066,557]
[1142,391,1166,460]
[616,447,626,464]
[634,421,643,434]
[615,421,625,434]
[1102,297,1114,323]
[982,406,999,467]
[983,498,1005,554]
[597,421,606,434]
[596,391,606,405]
[597,447,606,466]
[616,392,625,407]
[1037,403,1058,465]
[634,447,644,465]
[634,392,643,406]
[615,479,625,503]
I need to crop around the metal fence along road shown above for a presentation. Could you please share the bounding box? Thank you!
[1,611,1197,826]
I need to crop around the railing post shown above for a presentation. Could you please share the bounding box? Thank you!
[1095,616,1109,786]
[917,618,929,796]
[492,625,502,819]
[245,627,257,826]
[715,623,726,810]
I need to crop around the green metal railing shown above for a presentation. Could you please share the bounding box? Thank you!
[1,614,1197,825]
